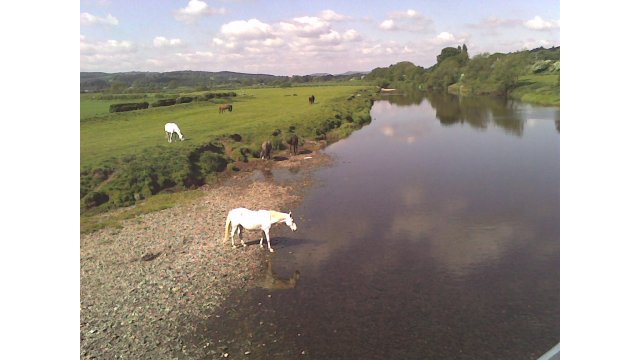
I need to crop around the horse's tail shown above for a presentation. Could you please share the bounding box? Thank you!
[224,213,232,242]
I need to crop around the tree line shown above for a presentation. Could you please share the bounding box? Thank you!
[80,70,368,93]
[366,45,560,96]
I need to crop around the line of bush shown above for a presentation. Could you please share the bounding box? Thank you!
[109,102,149,112]
[110,92,238,112]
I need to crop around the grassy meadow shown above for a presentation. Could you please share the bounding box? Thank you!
[82,86,372,166]
[80,84,375,226]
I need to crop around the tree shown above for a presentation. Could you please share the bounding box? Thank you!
[436,47,461,64]
[492,52,529,95]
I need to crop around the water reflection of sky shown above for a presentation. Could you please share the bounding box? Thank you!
[286,95,559,279]
[230,94,560,359]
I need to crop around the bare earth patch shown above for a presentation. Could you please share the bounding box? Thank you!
[80,150,331,359]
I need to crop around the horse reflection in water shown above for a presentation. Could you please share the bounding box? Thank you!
[260,255,300,290]
[223,207,297,253]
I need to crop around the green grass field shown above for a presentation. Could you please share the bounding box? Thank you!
[81,86,371,167]
[80,85,375,222]
[510,74,560,106]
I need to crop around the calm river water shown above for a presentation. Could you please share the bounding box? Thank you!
[197,93,559,359]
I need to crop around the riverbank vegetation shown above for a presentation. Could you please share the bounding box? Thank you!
[81,85,375,221]
[366,45,559,106]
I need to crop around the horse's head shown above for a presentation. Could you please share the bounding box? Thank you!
[285,211,297,231]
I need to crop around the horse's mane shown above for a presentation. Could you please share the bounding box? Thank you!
[268,210,289,221]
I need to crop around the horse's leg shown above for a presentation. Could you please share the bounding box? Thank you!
[259,230,265,249]
[265,229,274,253]
[239,226,246,247]
[230,224,238,248]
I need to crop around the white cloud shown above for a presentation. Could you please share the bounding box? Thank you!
[320,9,350,22]
[379,9,433,32]
[221,19,273,40]
[434,32,455,44]
[80,12,119,26]
[319,30,342,44]
[380,19,395,30]
[153,36,183,48]
[80,36,138,71]
[401,9,419,18]
[343,29,361,42]
[205,15,374,74]
[524,16,559,30]
[80,37,136,56]
[175,0,226,23]
[280,16,330,38]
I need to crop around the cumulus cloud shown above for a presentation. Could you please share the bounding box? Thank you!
[175,0,226,23]
[380,19,395,30]
[343,29,361,42]
[80,12,119,26]
[434,32,455,44]
[213,15,364,56]
[280,16,331,38]
[379,9,433,32]
[206,14,369,74]
[80,37,136,56]
[153,36,183,48]
[524,16,559,30]
[221,18,273,40]
[320,9,350,22]
[80,36,139,71]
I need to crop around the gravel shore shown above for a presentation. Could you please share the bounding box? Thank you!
[80,152,329,359]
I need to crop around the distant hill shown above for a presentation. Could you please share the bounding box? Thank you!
[80,70,286,92]
[80,70,370,92]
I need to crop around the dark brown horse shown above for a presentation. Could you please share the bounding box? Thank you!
[260,141,272,160]
[219,104,233,114]
[308,95,315,104]
[286,134,299,155]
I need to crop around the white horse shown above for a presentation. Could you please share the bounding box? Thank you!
[164,122,185,143]
[224,207,297,252]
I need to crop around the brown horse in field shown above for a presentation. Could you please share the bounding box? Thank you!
[219,104,233,114]
[287,134,299,155]
[308,95,315,104]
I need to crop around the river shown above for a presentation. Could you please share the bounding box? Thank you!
[195,92,560,359]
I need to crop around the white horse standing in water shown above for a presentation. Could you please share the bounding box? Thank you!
[224,207,297,252]
[164,122,185,143]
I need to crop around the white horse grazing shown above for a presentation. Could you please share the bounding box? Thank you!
[164,122,185,143]
[224,207,297,252]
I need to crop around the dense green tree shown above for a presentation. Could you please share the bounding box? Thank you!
[436,47,461,64]
[491,52,529,95]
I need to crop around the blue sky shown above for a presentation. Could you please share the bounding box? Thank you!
[80,0,559,75]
